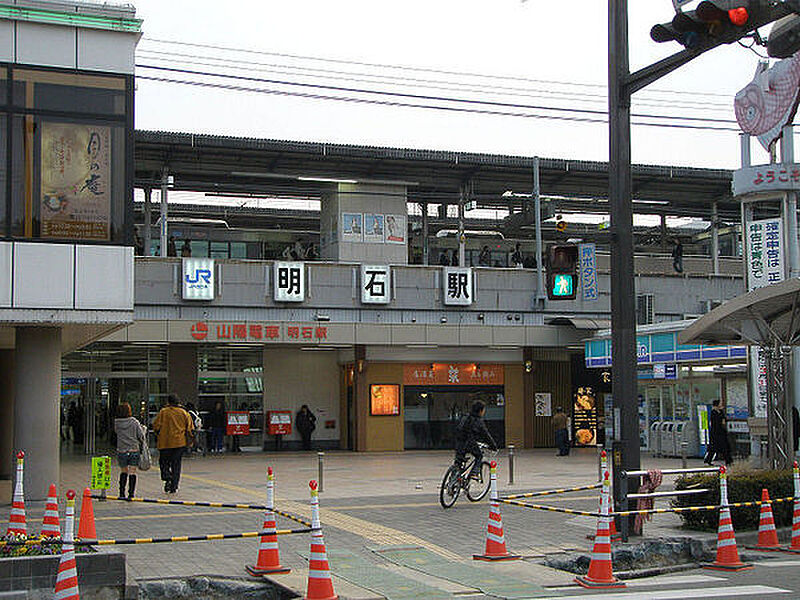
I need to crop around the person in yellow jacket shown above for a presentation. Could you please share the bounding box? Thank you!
[153,394,195,494]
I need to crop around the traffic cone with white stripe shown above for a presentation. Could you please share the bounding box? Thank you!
[575,470,625,589]
[54,489,80,600]
[77,488,96,540]
[6,451,26,537]
[304,480,337,600]
[704,466,752,571]
[784,461,800,553]
[246,467,290,576]
[41,483,61,538]
[748,488,780,551]
[474,460,520,561]
[589,451,620,543]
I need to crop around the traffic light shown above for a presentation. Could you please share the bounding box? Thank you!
[651,1,776,49]
[767,12,800,58]
[546,244,578,301]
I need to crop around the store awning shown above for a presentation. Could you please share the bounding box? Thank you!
[678,277,800,347]
[546,317,611,330]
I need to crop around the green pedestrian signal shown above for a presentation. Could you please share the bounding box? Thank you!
[551,273,574,297]
[546,244,578,300]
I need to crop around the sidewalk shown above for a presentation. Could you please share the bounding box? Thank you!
[7,448,716,598]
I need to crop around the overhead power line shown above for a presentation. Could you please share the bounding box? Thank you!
[135,70,740,132]
[135,64,738,128]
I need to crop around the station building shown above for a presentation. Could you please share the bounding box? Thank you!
[0,0,755,501]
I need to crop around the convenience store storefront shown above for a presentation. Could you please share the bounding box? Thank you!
[585,323,749,456]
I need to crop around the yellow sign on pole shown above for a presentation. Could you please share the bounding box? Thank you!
[90,456,111,490]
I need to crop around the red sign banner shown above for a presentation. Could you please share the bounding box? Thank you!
[190,321,328,342]
[226,411,250,436]
[268,411,292,436]
[403,364,504,386]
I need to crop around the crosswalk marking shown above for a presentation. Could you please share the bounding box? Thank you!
[624,574,726,587]
[534,585,791,600]
[759,559,800,567]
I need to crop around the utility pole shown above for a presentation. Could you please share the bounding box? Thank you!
[608,0,640,538]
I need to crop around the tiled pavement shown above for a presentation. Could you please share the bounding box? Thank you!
[5,447,715,598]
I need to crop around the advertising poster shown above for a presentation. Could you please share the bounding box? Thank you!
[364,214,385,243]
[226,411,250,435]
[534,392,552,417]
[572,387,598,446]
[385,214,407,244]
[41,122,111,240]
[370,384,400,415]
[341,212,363,242]
[267,411,292,436]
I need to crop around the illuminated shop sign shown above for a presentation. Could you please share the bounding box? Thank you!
[189,321,327,342]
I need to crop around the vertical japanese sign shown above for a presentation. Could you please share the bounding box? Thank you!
[40,122,111,240]
[746,218,784,291]
[274,262,305,302]
[90,456,111,490]
[443,267,473,306]
[182,258,215,300]
[361,265,391,304]
[579,243,598,301]
[745,217,785,418]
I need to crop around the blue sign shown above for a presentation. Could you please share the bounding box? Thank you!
[579,243,598,301]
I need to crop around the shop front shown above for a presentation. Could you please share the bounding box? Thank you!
[402,363,506,450]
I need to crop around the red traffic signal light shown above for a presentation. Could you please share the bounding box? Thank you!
[651,0,755,48]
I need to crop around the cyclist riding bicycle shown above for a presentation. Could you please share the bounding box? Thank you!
[454,400,498,479]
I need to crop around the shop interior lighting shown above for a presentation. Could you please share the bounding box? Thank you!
[297,176,358,184]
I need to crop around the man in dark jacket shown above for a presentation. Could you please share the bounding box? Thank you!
[705,399,732,465]
[454,401,498,478]
[296,405,317,451]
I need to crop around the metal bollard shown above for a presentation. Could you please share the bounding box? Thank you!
[508,445,515,485]
[681,441,688,469]
[318,451,324,493]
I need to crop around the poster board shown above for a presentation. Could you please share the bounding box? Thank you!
[268,410,292,436]
[370,384,400,415]
[534,392,552,417]
[572,387,598,446]
[226,411,250,436]
[90,455,111,490]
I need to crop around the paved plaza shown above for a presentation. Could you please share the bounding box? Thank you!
[5,447,800,599]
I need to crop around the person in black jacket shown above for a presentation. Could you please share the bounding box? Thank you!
[210,401,226,454]
[296,405,317,451]
[454,400,498,478]
[705,399,732,465]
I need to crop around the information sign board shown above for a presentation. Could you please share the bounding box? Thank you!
[90,456,111,490]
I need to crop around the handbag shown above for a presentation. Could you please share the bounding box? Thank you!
[139,427,152,471]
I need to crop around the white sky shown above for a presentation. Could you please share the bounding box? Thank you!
[131,0,780,172]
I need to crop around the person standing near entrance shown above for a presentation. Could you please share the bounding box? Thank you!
[705,399,732,465]
[153,394,194,494]
[296,405,317,451]
[114,402,145,499]
[210,400,226,453]
[553,406,570,456]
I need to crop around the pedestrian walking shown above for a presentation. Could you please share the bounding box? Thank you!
[114,402,145,499]
[210,400,226,454]
[553,406,570,456]
[153,394,195,494]
[705,399,732,465]
[295,405,317,451]
[185,402,203,455]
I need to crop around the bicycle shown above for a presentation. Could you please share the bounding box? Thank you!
[439,442,495,508]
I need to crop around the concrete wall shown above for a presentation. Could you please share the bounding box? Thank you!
[168,344,197,407]
[262,349,341,445]
[362,363,404,451]
[133,257,745,323]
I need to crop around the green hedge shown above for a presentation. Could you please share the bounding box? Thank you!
[671,468,794,531]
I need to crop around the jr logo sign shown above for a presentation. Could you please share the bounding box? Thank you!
[182,258,215,300]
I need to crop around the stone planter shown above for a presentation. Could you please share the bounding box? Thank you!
[0,550,135,599]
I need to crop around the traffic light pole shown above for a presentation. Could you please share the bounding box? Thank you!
[608,0,712,539]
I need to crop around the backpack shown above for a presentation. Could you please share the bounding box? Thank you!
[188,410,202,431]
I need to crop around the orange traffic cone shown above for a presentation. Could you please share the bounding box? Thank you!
[474,461,520,561]
[41,483,61,538]
[77,487,96,540]
[704,466,752,571]
[246,467,290,576]
[589,451,620,542]
[304,480,337,600]
[748,488,780,551]
[54,489,80,600]
[575,470,625,589]
[6,451,26,537]
[784,461,800,553]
